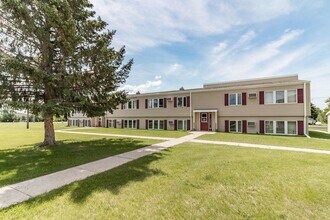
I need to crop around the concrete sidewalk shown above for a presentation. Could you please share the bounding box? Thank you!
[190,139,330,155]
[0,132,204,209]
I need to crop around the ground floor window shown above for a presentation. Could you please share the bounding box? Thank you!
[265,121,296,135]
[178,120,187,130]
[148,120,165,130]
[124,120,137,129]
[230,121,242,133]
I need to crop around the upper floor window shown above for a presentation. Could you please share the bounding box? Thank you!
[125,100,136,109]
[229,93,242,106]
[148,98,164,108]
[177,97,187,107]
[265,90,297,104]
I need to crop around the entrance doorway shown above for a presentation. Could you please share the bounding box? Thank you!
[200,113,212,131]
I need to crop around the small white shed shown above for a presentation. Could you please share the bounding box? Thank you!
[327,111,330,133]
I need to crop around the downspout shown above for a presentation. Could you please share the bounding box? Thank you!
[190,91,192,131]
[303,82,310,138]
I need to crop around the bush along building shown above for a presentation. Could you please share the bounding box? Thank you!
[68,75,311,136]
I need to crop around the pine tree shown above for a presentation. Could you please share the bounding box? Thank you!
[0,0,132,146]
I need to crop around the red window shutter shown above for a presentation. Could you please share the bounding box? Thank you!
[297,88,304,103]
[298,121,304,135]
[164,120,167,130]
[225,94,228,106]
[121,103,124,109]
[187,119,191,130]
[242,93,247,105]
[145,120,148,129]
[174,97,177,108]
[145,99,148,108]
[174,120,178,130]
[114,120,116,128]
[243,120,247,133]
[259,91,264,105]
[137,120,140,129]
[136,100,139,109]
[121,120,124,128]
[259,120,264,134]
[187,96,190,107]
[225,120,229,132]
[164,98,167,108]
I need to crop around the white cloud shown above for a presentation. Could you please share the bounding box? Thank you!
[121,75,162,94]
[91,0,296,52]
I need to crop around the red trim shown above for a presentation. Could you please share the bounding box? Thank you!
[259,120,264,134]
[174,120,178,130]
[242,93,247,105]
[174,97,177,108]
[164,120,167,130]
[164,98,167,108]
[259,91,264,105]
[187,119,191,130]
[121,120,124,129]
[136,100,139,109]
[243,120,247,133]
[187,96,190,107]
[298,120,304,135]
[145,120,148,129]
[298,88,304,103]
[145,99,148,108]
[137,120,140,129]
[225,120,229,132]
[225,94,228,106]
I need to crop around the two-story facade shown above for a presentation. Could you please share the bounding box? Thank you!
[68,75,311,136]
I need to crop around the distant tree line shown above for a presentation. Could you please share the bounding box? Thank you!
[311,97,330,124]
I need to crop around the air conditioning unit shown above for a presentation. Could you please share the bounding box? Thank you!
[248,93,257,99]
[167,97,173,101]
[248,121,256,127]
[168,120,174,124]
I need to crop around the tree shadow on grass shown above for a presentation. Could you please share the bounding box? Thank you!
[309,131,330,140]
[68,151,167,204]
[0,138,155,187]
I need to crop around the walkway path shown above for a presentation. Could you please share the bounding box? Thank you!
[0,132,204,209]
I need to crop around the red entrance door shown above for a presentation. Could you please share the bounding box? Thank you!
[200,113,208,131]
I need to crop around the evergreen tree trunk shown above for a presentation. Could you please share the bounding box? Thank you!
[43,114,55,146]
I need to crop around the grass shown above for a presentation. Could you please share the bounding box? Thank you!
[69,127,190,138]
[198,131,330,150]
[309,125,328,132]
[0,123,160,187]
[1,142,329,219]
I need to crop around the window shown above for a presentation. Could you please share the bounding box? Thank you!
[124,120,136,129]
[148,120,164,129]
[178,97,183,107]
[265,92,273,104]
[178,120,187,130]
[229,121,242,133]
[153,99,158,108]
[287,90,297,103]
[148,98,165,108]
[159,99,164,108]
[265,121,274,134]
[276,121,285,134]
[276,91,285,103]
[265,90,297,104]
[229,93,242,106]
[287,121,296,135]
[124,100,137,109]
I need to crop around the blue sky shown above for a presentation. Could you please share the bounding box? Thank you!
[91,0,330,109]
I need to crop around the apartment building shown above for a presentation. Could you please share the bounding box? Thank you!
[68,75,311,136]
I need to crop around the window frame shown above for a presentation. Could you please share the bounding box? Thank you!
[229,120,242,133]
[264,120,297,135]
[148,120,165,130]
[124,119,137,129]
[177,120,187,130]
[264,89,298,105]
[229,93,242,106]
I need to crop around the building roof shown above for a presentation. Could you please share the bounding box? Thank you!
[127,74,309,98]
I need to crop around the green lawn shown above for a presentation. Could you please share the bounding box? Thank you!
[309,125,328,132]
[197,131,330,150]
[69,127,189,138]
[0,123,160,187]
[1,143,329,219]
